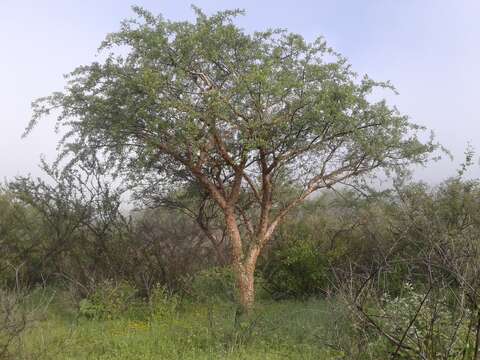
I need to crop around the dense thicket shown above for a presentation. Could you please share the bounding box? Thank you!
[0,164,222,296]
[2,168,479,299]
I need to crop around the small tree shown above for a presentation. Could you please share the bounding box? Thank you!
[28,7,435,312]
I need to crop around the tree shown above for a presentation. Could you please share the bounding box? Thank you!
[27,6,436,313]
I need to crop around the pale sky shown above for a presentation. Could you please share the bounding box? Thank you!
[1,0,479,182]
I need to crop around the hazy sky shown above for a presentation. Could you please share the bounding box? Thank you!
[1,0,479,183]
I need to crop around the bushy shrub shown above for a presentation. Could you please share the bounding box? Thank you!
[339,282,476,359]
[370,283,473,359]
[260,210,349,299]
[262,238,333,299]
[148,284,180,320]
[319,297,376,359]
[78,281,138,320]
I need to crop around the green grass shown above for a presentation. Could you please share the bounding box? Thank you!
[14,292,347,359]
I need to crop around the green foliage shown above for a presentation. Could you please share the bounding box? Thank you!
[188,267,268,304]
[79,281,138,320]
[148,284,180,320]
[260,194,363,299]
[29,6,435,184]
[188,267,237,303]
[263,236,332,299]
[0,287,56,360]
[364,284,474,359]
[1,162,131,289]
[0,191,44,287]
[20,291,344,360]
[0,164,220,297]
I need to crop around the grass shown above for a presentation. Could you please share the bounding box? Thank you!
[12,291,347,359]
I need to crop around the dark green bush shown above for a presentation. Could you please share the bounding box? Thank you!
[260,198,349,299]
[262,237,332,299]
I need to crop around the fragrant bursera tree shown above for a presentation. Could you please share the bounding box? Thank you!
[28,6,435,312]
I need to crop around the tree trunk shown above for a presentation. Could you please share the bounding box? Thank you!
[236,264,255,315]
[223,207,262,314]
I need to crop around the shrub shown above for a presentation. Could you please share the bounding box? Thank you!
[0,287,52,359]
[0,289,27,358]
[78,280,138,320]
[371,283,473,359]
[342,282,476,359]
[148,284,180,320]
[262,238,332,299]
